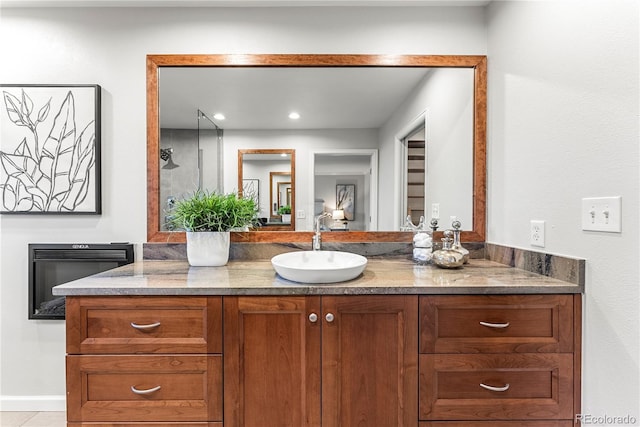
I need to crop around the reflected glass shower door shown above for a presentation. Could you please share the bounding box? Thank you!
[159,110,224,231]
[197,109,224,192]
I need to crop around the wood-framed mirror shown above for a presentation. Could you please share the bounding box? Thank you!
[147,54,486,243]
[237,148,295,232]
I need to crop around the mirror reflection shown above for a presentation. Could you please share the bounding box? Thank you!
[148,54,487,243]
[238,149,295,231]
[159,66,473,232]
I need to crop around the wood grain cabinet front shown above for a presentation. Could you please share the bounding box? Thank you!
[66,355,222,423]
[418,294,581,426]
[64,293,580,426]
[65,296,223,426]
[223,295,418,427]
[419,353,573,420]
[419,295,574,354]
[66,296,222,354]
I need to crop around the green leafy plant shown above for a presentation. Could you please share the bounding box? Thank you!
[169,190,258,232]
[277,205,291,215]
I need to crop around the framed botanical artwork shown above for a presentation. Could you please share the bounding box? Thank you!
[242,178,260,210]
[0,84,101,214]
[336,184,355,221]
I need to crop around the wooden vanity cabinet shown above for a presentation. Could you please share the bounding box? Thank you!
[223,295,418,427]
[64,293,580,427]
[418,294,581,427]
[65,296,223,426]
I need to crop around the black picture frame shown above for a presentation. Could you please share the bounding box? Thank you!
[0,84,101,214]
[336,184,355,221]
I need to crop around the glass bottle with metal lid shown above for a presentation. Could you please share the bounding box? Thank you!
[451,220,469,264]
[432,231,464,269]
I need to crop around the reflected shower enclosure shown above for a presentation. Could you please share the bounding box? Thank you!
[159,109,224,231]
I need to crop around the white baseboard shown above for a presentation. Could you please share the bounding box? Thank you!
[0,395,65,411]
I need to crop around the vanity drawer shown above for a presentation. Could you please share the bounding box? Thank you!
[66,355,222,423]
[419,295,574,353]
[68,423,222,426]
[420,422,572,427]
[66,296,222,354]
[419,353,573,421]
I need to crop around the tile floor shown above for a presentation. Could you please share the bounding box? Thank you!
[0,412,66,427]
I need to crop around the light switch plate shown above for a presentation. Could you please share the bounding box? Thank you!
[581,196,621,232]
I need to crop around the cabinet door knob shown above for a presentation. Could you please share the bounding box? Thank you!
[309,313,318,323]
[480,382,510,392]
[131,385,161,395]
[130,321,161,330]
[325,313,335,323]
[479,321,510,329]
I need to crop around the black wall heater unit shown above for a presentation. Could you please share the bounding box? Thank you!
[28,243,134,320]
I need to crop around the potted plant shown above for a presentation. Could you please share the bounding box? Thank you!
[170,190,257,266]
[278,205,291,224]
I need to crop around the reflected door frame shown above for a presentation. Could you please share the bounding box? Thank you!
[310,149,378,231]
[394,111,427,230]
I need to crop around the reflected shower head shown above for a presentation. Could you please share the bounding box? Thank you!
[160,148,179,170]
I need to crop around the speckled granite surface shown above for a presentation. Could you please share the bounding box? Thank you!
[142,241,582,285]
[486,243,584,286]
[53,258,582,296]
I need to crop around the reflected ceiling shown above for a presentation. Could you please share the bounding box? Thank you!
[160,67,432,130]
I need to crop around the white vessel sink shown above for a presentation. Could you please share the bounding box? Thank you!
[271,251,368,283]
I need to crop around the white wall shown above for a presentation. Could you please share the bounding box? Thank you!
[487,0,639,421]
[0,5,486,408]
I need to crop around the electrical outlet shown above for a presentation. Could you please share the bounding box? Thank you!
[530,220,545,247]
[296,209,305,219]
[581,196,621,232]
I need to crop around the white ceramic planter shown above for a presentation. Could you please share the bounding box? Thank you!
[281,214,291,224]
[186,231,230,266]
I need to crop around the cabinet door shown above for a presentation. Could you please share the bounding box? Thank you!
[224,296,321,427]
[322,295,418,427]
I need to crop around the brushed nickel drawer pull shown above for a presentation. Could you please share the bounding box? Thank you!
[130,321,161,330]
[480,382,510,392]
[131,385,161,395]
[479,321,510,329]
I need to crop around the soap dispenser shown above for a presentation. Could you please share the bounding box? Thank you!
[432,232,464,269]
[451,220,469,264]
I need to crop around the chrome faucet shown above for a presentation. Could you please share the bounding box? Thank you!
[312,212,332,250]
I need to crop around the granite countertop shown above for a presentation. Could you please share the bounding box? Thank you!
[52,258,583,296]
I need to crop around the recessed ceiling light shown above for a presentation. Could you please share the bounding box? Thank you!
[213,113,225,121]
[280,153,288,157]
[288,112,300,120]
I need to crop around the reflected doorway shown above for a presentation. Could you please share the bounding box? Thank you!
[404,126,426,225]
[311,149,378,231]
